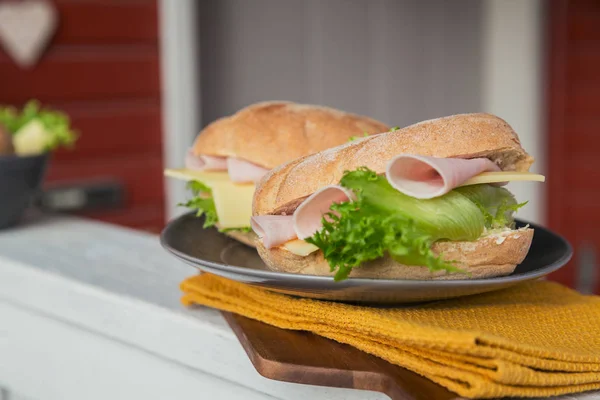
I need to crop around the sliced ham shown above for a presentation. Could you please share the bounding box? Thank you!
[251,215,297,248]
[293,185,356,240]
[252,186,356,246]
[227,157,270,183]
[185,150,228,171]
[385,155,500,199]
[184,150,268,183]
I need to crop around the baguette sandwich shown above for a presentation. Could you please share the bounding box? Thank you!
[165,101,389,247]
[250,113,545,280]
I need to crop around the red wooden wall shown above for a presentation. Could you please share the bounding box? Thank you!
[0,0,164,232]
[547,0,600,291]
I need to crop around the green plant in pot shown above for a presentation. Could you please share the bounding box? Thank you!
[0,100,78,228]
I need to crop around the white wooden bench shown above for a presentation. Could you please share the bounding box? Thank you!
[0,216,596,400]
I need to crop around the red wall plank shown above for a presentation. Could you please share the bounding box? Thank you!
[563,118,600,158]
[51,99,162,161]
[565,87,600,116]
[548,0,600,292]
[562,158,600,189]
[52,0,158,45]
[564,202,600,230]
[569,0,600,12]
[568,10,600,42]
[547,0,572,286]
[568,48,600,85]
[547,0,569,232]
[0,47,160,103]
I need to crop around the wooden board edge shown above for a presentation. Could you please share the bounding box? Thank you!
[222,312,461,400]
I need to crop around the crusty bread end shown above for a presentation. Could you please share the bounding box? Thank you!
[256,228,533,280]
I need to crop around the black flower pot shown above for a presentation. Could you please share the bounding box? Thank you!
[0,153,49,229]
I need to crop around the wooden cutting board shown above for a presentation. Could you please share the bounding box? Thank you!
[222,312,463,400]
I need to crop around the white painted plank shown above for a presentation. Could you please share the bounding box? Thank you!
[2,217,595,399]
[0,301,276,400]
[0,216,190,310]
[8,394,36,400]
[1,389,38,400]
[0,217,386,400]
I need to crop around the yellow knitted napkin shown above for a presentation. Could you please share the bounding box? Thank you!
[180,274,600,399]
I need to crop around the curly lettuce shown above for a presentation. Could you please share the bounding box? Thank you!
[179,181,219,228]
[454,184,527,230]
[180,180,252,232]
[305,168,526,281]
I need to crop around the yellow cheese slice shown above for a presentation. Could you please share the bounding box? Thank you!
[164,168,254,229]
[210,181,255,228]
[164,168,231,184]
[460,171,545,187]
[282,239,320,256]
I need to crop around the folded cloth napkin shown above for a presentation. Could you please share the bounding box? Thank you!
[180,274,600,399]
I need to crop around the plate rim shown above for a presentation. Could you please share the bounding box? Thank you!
[160,212,573,288]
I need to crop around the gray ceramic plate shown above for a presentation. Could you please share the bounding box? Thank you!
[161,212,572,304]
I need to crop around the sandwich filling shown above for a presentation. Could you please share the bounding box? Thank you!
[165,150,269,231]
[251,155,545,280]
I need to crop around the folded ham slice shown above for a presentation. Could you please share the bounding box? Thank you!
[253,186,356,248]
[385,155,500,199]
[251,215,296,248]
[185,150,228,171]
[185,149,269,183]
[293,185,356,240]
[227,157,270,183]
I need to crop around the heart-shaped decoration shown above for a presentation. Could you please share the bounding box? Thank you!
[0,0,58,69]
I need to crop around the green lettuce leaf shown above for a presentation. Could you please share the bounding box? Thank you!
[219,226,253,233]
[306,167,485,280]
[187,180,212,194]
[339,167,484,241]
[305,168,526,281]
[0,100,78,151]
[179,181,219,228]
[454,184,527,229]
